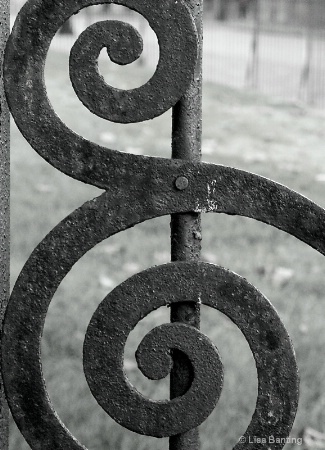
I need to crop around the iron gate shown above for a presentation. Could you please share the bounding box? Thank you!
[1,0,325,449]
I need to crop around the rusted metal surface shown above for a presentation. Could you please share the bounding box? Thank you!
[1,0,320,448]
[3,176,324,448]
[69,9,198,123]
[85,305,223,437]
[4,0,198,143]
[0,0,9,447]
[85,261,298,442]
[170,0,202,444]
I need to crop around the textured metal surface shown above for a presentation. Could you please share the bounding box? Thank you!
[85,308,223,437]
[3,176,324,448]
[170,0,202,447]
[69,7,198,123]
[4,0,198,149]
[84,261,298,439]
[2,0,320,448]
[0,0,9,446]
[85,262,298,442]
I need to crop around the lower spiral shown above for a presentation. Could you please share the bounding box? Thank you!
[83,261,299,441]
[2,178,307,448]
[84,289,224,437]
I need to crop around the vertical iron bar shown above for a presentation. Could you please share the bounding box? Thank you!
[0,0,10,447]
[170,0,202,449]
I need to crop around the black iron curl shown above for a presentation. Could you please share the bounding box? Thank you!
[84,262,299,441]
[3,175,316,448]
[84,305,223,437]
[4,0,198,187]
[69,14,197,123]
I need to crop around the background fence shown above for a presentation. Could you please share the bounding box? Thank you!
[11,0,325,108]
[203,0,325,107]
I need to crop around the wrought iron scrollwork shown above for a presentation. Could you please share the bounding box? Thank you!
[4,0,198,187]
[3,0,325,448]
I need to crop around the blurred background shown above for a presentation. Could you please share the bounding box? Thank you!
[10,0,325,107]
[8,1,325,449]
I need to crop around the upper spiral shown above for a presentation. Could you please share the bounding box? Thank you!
[69,7,198,123]
[4,0,198,186]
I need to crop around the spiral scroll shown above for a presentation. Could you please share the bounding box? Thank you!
[3,0,324,449]
[4,0,198,187]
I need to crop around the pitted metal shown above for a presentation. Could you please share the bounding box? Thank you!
[3,178,324,448]
[84,262,298,440]
[0,0,10,447]
[1,0,320,449]
[69,10,198,123]
[85,315,223,437]
[4,0,198,182]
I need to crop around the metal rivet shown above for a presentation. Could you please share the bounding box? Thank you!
[175,176,189,190]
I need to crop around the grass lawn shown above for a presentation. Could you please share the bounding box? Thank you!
[9,49,325,449]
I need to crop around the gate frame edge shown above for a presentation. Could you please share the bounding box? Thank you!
[0,0,10,447]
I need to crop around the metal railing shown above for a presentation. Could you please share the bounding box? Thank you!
[1,0,325,449]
